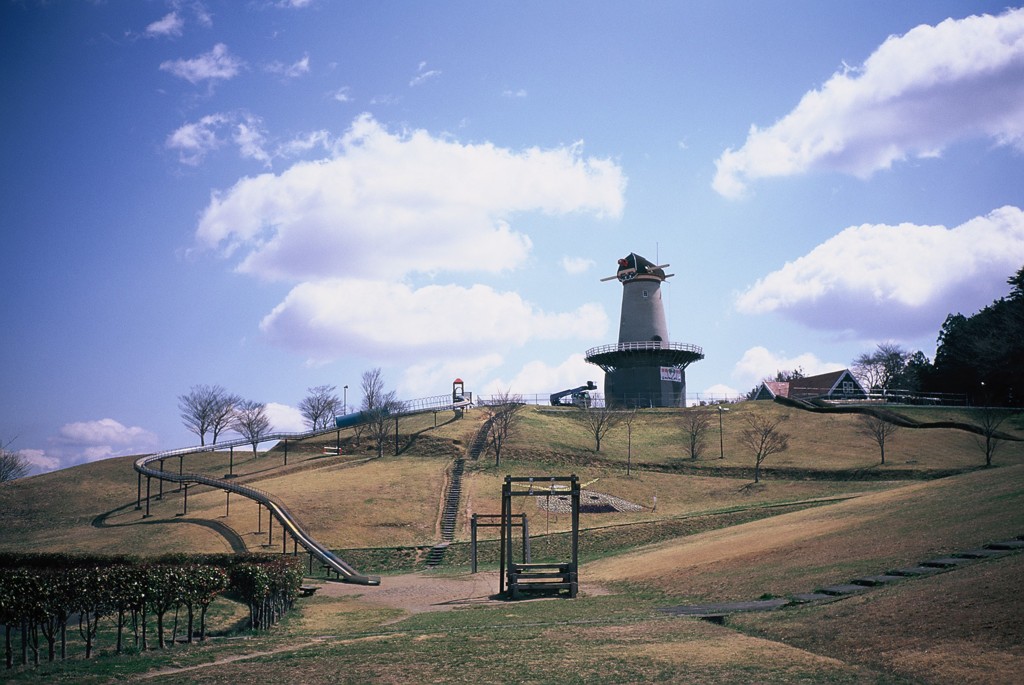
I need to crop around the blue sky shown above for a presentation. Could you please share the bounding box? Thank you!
[3,1,1023,473]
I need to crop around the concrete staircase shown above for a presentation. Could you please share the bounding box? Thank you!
[426,457,465,567]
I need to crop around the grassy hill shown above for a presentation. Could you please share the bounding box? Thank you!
[1,401,1022,683]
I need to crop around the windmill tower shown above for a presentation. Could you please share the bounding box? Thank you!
[585,253,704,408]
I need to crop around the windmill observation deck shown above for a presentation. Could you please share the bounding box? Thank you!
[584,340,704,372]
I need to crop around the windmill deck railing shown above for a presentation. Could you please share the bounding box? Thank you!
[584,341,704,357]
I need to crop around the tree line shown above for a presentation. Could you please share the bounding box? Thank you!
[747,266,1024,407]
[852,266,1023,405]
[176,367,405,460]
[0,552,301,670]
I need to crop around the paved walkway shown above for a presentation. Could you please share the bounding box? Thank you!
[659,536,1024,619]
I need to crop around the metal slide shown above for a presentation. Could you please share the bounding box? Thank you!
[134,431,380,584]
[133,392,473,586]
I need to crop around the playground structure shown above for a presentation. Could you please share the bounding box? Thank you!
[470,513,530,573]
[500,475,580,599]
[549,381,597,408]
[585,252,704,408]
[132,382,475,586]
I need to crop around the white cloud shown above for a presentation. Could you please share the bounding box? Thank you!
[146,12,184,38]
[561,256,595,275]
[410,61,441,87]
[52,418,158,466]
[331,86,353,103]
[266,54,310,80]
[401,354,506,399]
[264,402,307,432]
[160,43,244,85]
[735,206,1024,337]
[732,347,846,389]
[713,8,1024,198]
[59,418,156,447]
[697,383,742,404]
[502,88,528,98]
[196,114,626,282]
[259,279,608,362]
[483,354,601,399]
[167,112,277,165]
[19,448,59,473]
[166,113,228,165]
[233,116,271,165]
[275,130,335,157]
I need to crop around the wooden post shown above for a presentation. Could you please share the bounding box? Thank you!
[522,513,531,563]
[182,483,189,516]
[470,514,478,573]
[225,491,230,516]
[229,446,234,476]
[144,476,151,518]
[283,439,288,466]
[499,478,508,595]
[570,474,580,598]
[257,503,262,533]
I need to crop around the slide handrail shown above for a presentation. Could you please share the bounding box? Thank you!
[132,393,473,585]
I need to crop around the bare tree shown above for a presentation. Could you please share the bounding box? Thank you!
[299,385,341,431]
[973,405,1014,467]
[482,389,526,467]
[232,400,271,458]
[857,413,900,465]
[574,404,623,452]
[178,385,239,446]
[852,342,911,393]
[739,413,791,483]
[1,437,31,482]
[210,391,241,445]
[360,368,403,458]
[681,409,712,460]
[621,409,638,476]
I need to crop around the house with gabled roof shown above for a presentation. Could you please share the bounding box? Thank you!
[752,369,867,402]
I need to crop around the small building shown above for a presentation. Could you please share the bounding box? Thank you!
[753,369,867,402]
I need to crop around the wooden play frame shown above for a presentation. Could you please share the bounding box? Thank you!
[500,475,579,599]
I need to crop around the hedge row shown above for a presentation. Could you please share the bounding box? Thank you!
[0,553,301,670]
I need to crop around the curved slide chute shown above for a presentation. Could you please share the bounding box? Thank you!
[133,391,474,586]
[134,429,380,585]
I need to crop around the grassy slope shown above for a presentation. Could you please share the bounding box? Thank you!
[587,463,1024,601]
[3,403,1023,683]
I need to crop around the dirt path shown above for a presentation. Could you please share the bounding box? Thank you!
[316,570,611,615]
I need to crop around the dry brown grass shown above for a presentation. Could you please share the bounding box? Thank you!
[733,554,1024,684]
[507,403,1024,474]
[587,463,1024,601]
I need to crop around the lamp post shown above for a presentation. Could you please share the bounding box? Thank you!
[718,405,729,459]
[343,385,348,415]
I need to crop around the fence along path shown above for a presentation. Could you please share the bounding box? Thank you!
[133,393,472,586]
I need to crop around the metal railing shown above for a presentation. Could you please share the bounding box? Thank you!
[132,391,475,586]
[584,341,704,357]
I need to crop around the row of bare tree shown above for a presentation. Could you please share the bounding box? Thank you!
[479,397,1011,483]
[177,368,404,460]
